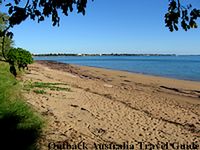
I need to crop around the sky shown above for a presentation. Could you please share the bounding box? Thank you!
[1,0,200,54]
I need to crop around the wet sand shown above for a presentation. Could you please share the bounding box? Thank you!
[21,61,200,149]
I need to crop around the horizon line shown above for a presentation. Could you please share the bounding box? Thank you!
[32,53,200,56]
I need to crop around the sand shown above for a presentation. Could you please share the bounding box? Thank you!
[20,61,200,150]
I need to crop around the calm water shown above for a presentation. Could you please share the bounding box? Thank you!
[34,56,200,81]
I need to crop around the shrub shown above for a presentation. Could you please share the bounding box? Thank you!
[7,48,33,75]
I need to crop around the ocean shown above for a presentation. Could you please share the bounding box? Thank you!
[34,56,200,82]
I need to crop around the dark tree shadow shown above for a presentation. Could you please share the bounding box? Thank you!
[0,112,41,150]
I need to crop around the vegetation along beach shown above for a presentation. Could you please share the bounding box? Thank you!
[0,0,200,149]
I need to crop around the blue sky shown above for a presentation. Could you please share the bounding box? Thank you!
[2,0,200,54]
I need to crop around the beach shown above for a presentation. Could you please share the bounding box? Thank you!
[21,61,200,149]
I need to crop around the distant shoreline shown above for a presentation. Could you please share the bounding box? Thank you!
[33,53,200,57]
[33,53,177,57]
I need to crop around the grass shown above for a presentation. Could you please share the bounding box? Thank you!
[0,62,44,150]
[33,89,46,94]
[24,81,71,92]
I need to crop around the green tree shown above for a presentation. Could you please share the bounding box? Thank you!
[0,12,9,30]
[0,12,33,77]
[0,36,14,58]
[0,12,14,60]
[7,47,33,75]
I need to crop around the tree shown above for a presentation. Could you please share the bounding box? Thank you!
[0,13,31,77]
[0,0,90,67]
[0,12,9,30]
[7,47,33,66]
[0,36,14,59]
[6,47,33,76]
[0,12,14,60]
[0,0,90,62]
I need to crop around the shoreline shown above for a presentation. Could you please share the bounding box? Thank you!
[36,60,200,94]
[35,60,200,83]
[21,61,200,149]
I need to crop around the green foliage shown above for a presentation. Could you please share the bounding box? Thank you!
[33,89,46,94]
[165,0,200,31]
[0,62,44,150]
[0,12,9,31]
[7,47,33,70]
[0,12,14,60]
[24,81,71,92]
[0,36,14,55]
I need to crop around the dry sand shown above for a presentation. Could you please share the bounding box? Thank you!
[20,61,200,150]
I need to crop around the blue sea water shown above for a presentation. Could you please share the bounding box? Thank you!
[34,56,200,82]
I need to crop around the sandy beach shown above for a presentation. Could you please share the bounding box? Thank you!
[20,61,200,150]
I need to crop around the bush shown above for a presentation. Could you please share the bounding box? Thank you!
[7,47,33,74]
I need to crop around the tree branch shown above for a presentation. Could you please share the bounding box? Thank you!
[25,0,30,9]
[177,0,181,12]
